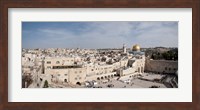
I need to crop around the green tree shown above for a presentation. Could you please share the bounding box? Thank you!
[43,80,49,88]
[151,54,155,59]
[162,50,178,61]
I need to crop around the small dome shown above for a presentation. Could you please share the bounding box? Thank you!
[132,44,140,51]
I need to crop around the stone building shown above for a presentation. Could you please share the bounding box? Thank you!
[42,44,146,85]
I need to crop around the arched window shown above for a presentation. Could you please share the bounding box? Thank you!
[56,61,60,64]
[76,82,81,85]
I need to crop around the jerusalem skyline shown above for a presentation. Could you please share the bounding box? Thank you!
[22,21,178,49]
[22,21,178,88]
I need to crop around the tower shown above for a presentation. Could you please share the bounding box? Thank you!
[123,44,126,53]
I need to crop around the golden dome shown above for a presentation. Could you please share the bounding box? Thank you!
[132,44,140,51]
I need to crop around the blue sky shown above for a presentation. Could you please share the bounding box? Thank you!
[22,22,178,49]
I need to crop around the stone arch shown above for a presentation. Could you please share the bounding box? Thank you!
[76,82,81,85]
[64,79,67,82]
[97,77,100,80]
[101,77,104,79]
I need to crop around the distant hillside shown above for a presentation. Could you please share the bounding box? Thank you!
[143,47,178,61]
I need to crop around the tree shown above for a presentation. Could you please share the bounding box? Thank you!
[151,54,155,59]
[43,80,49,88]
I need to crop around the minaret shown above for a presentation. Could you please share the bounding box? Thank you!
[123,44,126,53]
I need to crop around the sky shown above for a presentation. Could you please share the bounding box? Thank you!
[22,21,178,49]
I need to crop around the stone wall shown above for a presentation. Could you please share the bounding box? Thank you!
[145,59,178,74]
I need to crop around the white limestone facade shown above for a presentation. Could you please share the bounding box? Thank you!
[43,55,145,85]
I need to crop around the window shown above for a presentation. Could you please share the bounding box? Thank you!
[56,61,60,64]
[75,77,77,80]
[169,68,171,71]
[75,71,77,74]
[47,61,51,64]
[64,74,67,76]
[79,77,81,80]
[79,71,82,73]
[91,69,94,71]
[58,74,60,76]
[165,67,167,70]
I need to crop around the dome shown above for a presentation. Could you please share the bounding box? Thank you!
[132,44,140,51]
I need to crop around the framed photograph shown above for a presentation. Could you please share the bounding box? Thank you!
[0,0,199,110]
